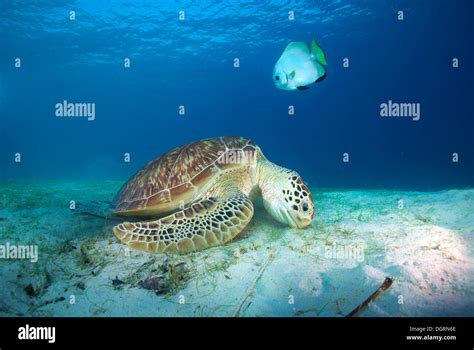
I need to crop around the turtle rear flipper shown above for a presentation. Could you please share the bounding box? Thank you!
[113,192,254,254]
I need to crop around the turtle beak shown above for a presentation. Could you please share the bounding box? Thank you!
[286,209,312,229]
[295,215,312,228]
[280,208,301,228]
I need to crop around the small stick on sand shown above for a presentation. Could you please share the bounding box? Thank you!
[345,276,393,317]
[232,247,278,317]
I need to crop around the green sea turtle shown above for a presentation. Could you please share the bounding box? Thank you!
[112,136,315,254]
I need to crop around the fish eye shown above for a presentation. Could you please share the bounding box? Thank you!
[275,75,280,81]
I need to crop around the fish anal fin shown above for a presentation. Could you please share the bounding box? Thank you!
[315,71,327,83]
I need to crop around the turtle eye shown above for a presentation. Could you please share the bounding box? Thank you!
[302,201,309,212]
[275,75,280,81]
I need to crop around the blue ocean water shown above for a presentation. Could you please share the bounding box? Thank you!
[0,0,473,190]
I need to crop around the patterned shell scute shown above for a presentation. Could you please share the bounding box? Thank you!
[113,136,258,212]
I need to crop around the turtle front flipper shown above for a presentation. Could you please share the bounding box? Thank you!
[113,192,254,254]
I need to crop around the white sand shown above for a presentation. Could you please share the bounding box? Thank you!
[0,186,473,317]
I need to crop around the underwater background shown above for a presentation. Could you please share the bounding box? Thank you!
[0,0,473,317]
[1,0,473,189]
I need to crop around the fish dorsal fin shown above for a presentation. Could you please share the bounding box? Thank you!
[311,39,327,65]
[284,41,310,55]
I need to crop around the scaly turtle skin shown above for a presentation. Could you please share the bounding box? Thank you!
[113,136,315,254]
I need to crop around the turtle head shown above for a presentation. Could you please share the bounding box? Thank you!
[258,161,315,228]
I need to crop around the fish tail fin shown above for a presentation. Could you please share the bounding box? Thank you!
[311,39,327,66]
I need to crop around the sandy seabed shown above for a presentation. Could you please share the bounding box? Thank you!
[0,181,473,317]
